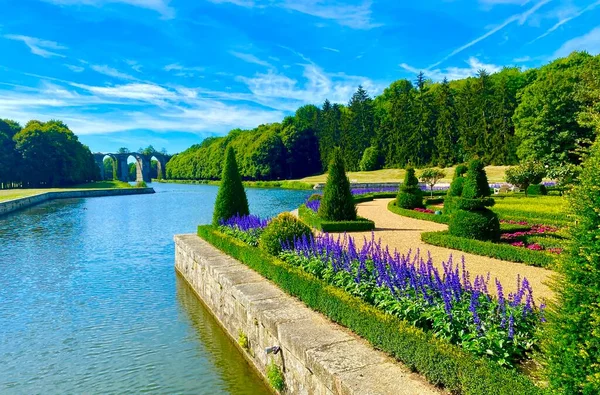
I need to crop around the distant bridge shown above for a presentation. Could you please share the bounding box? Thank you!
[93,152,170,183]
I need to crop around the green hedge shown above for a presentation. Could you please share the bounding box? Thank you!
[299,205,375,232]
[421,231,557,268]
[424,197,445,205]
[388,201,450,224]
[196,226,541,395]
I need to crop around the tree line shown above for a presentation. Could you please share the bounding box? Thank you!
[166,51,600,181]
[0,119,99,189]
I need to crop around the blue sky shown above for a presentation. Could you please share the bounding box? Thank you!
[1,0,599,154]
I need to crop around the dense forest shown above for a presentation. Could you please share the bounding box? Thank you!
[0,119,99,189]
[166,51,600,181]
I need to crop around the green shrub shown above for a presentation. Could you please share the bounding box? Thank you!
[238,330,249,351]
[266,361,285,392]
[449,160,500,241]
[307,193,322,201]
[526,184,548,196]
[318,147,357,221]
[359,146,381,171]
[397,167,424,209]
[543,141,600,393]
[259,212,312,255]
[447,165,468,197]
[299,205,375,232]
[212,146,249,225]
[388,201,449,224]
[421,231,556,268]
[419,168,446,197]
[134,180,148,188]
[505,162,546,197]
[197,226,541,395]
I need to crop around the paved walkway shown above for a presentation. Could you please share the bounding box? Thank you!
[332,199,555,302]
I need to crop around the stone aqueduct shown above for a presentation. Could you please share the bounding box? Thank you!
[93,152,170,183]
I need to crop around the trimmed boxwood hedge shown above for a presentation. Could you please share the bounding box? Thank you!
[352,192,397,204]
[298,205,375,232]
[196,225,541,395]
[421,230,557,268]
[388,201,450,224]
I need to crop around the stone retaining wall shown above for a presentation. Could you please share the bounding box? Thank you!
[0,188,155,216]
[174,234,440,395]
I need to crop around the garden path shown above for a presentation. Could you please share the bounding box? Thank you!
[332,199,555,302]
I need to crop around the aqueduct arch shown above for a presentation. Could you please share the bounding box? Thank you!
[93,152,169,182]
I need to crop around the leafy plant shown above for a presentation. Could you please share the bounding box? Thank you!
[359,146,382,171]
[299,204,375,232]
[238,330,249,351]
[420,168,446,197]
[397,167,424,209]
[505,162,546,197]
[266,361,285,392]
[212,146,249,225]
[259,212,312,255]
[135,180,148,188]
[543,140,600,393]
[526,184,547,196]
[318,147,357,221]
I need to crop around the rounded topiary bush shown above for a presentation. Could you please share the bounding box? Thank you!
[318,147,357,221]
[448,209,500,241]
[359,146,381,171]
[259,213,312,255]
[212,146,249,225]
[444,164,468,215]
[307,193,322,202]
[526,184,548,196]
[397,167,424,209]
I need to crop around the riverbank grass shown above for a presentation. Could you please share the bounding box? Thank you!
[0,180,135,202]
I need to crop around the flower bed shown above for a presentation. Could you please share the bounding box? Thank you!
[218,214,270,246]
[298,204,375,232]
[197,225,541,394]
[388,201,450,224]
[499,220,565,255]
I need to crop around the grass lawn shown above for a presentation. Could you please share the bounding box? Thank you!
[492,195,570,227]
[298,165,511,184]
[0,181,133,202]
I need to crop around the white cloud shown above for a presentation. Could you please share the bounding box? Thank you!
[533,1,600,42]
[66,64,85,72]
[513,55,531,62]
[479,0,532,6]
[323,47,340,53]
[164,63,204,77]
[44,0,175,18]
[229,51,273,67]
[91,65,137,80]
[4,35,67,58]
[429,0,551,68]
[209,0,381,29]
[553,26,600,58]
[402,57,503,81]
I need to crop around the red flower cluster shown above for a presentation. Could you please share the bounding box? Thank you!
[414,208,434,214]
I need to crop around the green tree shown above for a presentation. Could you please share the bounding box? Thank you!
[419,168,446,197]
[212,146,249,225]
[0,119,22,188]
[543,139,600,393]
[318,147,356,221]
[359,146,381,171]
[397,167,424,209]
[433,78,458,167]
[343,86,374,170]
[505,161,546,197]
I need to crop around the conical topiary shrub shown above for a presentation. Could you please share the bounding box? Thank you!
[397,167,424,209]
[444,164,467,215]
[448,160,499,241]
[543,140,600,393]
[318,147,356,221]
[212,146,249,225]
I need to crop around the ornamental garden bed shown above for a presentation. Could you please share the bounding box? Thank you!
[299,202,375,232]
[201,220,543,394]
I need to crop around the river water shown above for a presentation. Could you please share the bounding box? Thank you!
[0,183,311,394]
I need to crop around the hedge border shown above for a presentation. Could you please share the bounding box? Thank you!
[298,205,375,232]
[387,200,450,224]
[421,230,557,268]
[196,226,541,395]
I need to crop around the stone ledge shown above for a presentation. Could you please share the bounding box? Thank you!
[174,233,442,395]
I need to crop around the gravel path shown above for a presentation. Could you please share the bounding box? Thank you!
[333,199,555,302]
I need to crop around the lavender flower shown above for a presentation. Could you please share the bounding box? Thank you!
[219,214,270,231]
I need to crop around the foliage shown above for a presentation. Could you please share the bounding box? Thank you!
[543,140,600,393]
[299,205,375,232]
[505,162,546,197]
[259,212,312,255]
[198,226,541,394]
[421,231,557,268]
[491,195,570,227]
[526,184,547,196]
[318,148,357,221]
[135,181,148,188]
[4,119,99,188]
[445,164,468,215]
[218,214,270,247]
[397,167,424,209]
[388,201,450,224]
[359,146,381,171]
[238,330,249,351]
[420,168,446,197]
[449,160,500,241]
[266,361,285,392]
[212,146,249,225]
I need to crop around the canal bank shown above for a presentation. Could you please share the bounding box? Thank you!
[0,187,155,216]
[175,234,440,395]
